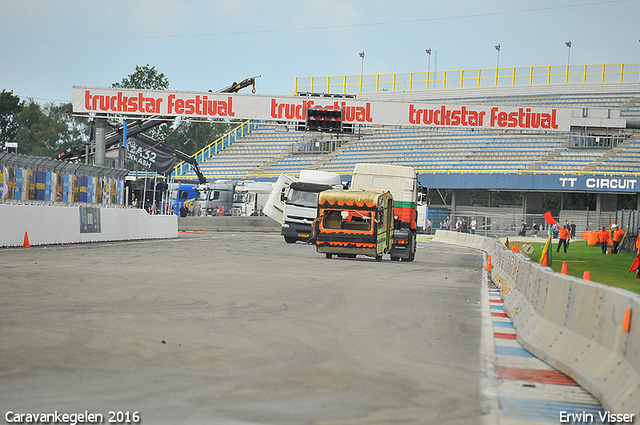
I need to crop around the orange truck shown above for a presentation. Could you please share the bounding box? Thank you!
[316,189,394,261]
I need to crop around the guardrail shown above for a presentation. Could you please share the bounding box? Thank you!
[432,230,640,415]
[295,63,640,94]
[172,120,258,179]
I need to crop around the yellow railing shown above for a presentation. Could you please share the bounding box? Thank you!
[295,63,640,94]
[172,120,258,179]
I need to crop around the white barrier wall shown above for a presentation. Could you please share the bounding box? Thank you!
[432,230,640,415]
[0,204,177,247]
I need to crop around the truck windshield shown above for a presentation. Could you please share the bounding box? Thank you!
[168,189,179,201]
[197,190,209,201]
[287,189,318,208]
[233,193,248,203]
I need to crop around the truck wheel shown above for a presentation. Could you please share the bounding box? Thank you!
[406,233,416,262]
[284,237,297,244]
[391,256,399,261]
[326,253,333,259]
[375,255,382,262]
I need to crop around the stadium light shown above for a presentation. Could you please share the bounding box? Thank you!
[425,48,432,90]
[495,44,501,69]
[359,51,365,76]
[565,41,572,66]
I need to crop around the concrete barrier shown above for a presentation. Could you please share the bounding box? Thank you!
[178,216,281,233]
[0,203,177,247]
[432,229,640,415]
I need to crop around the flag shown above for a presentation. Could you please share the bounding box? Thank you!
[543,211,556,225]
[505,237,509,248]
[539,235,552,266]
[629,255,640,273]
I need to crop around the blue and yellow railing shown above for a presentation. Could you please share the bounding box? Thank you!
[295,63,640,94]
[172,119,258,179]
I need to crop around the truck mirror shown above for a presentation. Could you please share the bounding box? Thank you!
[280,188,286,202]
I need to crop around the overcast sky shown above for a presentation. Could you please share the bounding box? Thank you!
[1,0,639,104]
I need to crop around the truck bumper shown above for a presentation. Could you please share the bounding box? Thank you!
[281,222,314,242]
[391,228,415,260]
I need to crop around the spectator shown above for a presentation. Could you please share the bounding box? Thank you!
[444,216,451,230]
[598,226,611,254]
[532,221,539,237]
[570,221,576,239]
[462,218,468,233]
[179,205,189,217]
[519,220,527,237]
[613,225,626,254]
[470,217,477,235]
[557,225,570,253]
[205,205,214,216]
[455,217,462,232]
[552,222,559,239]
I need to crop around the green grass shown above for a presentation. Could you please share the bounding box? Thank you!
[519,240,640,295]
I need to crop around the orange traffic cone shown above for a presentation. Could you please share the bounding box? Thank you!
[484,255,492,271]
[23,231,31,248]
[583,270,591,281]
[561,261,567,275]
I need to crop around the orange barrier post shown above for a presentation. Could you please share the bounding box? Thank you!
[23,231,31,248]
[622,309,632,333]
[561,261,568,275]
[583,270,591,281]
[485,255,492,271]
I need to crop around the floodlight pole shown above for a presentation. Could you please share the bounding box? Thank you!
[425,48,431,89]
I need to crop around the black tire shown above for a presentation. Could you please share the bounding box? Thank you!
[326,253,333,259]
[391,256,400,261]
[375,255,382,262]
[284,237,296,244]
[406,232,416,262]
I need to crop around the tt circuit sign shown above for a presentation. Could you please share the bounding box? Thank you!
[418,172,640,193]
[72,86,572,131]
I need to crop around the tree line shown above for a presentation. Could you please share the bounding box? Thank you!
[0,64,231,160]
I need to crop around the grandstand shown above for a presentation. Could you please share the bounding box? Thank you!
[170,62,640,236]
[174,64,640,181]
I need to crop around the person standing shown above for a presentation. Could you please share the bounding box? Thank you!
[570,221,577,239]
[470,216,477,235]
[455,217,462,232]
[557,225,570,253]
[613,226,626,254]
[519,220,527,237]
[598,226,611,254]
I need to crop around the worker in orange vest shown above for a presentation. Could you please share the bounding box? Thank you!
[598,226,611,254]
[556,225,571,253]
[612,226,626,254]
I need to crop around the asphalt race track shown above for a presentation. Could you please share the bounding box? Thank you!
[0,233,485,424]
